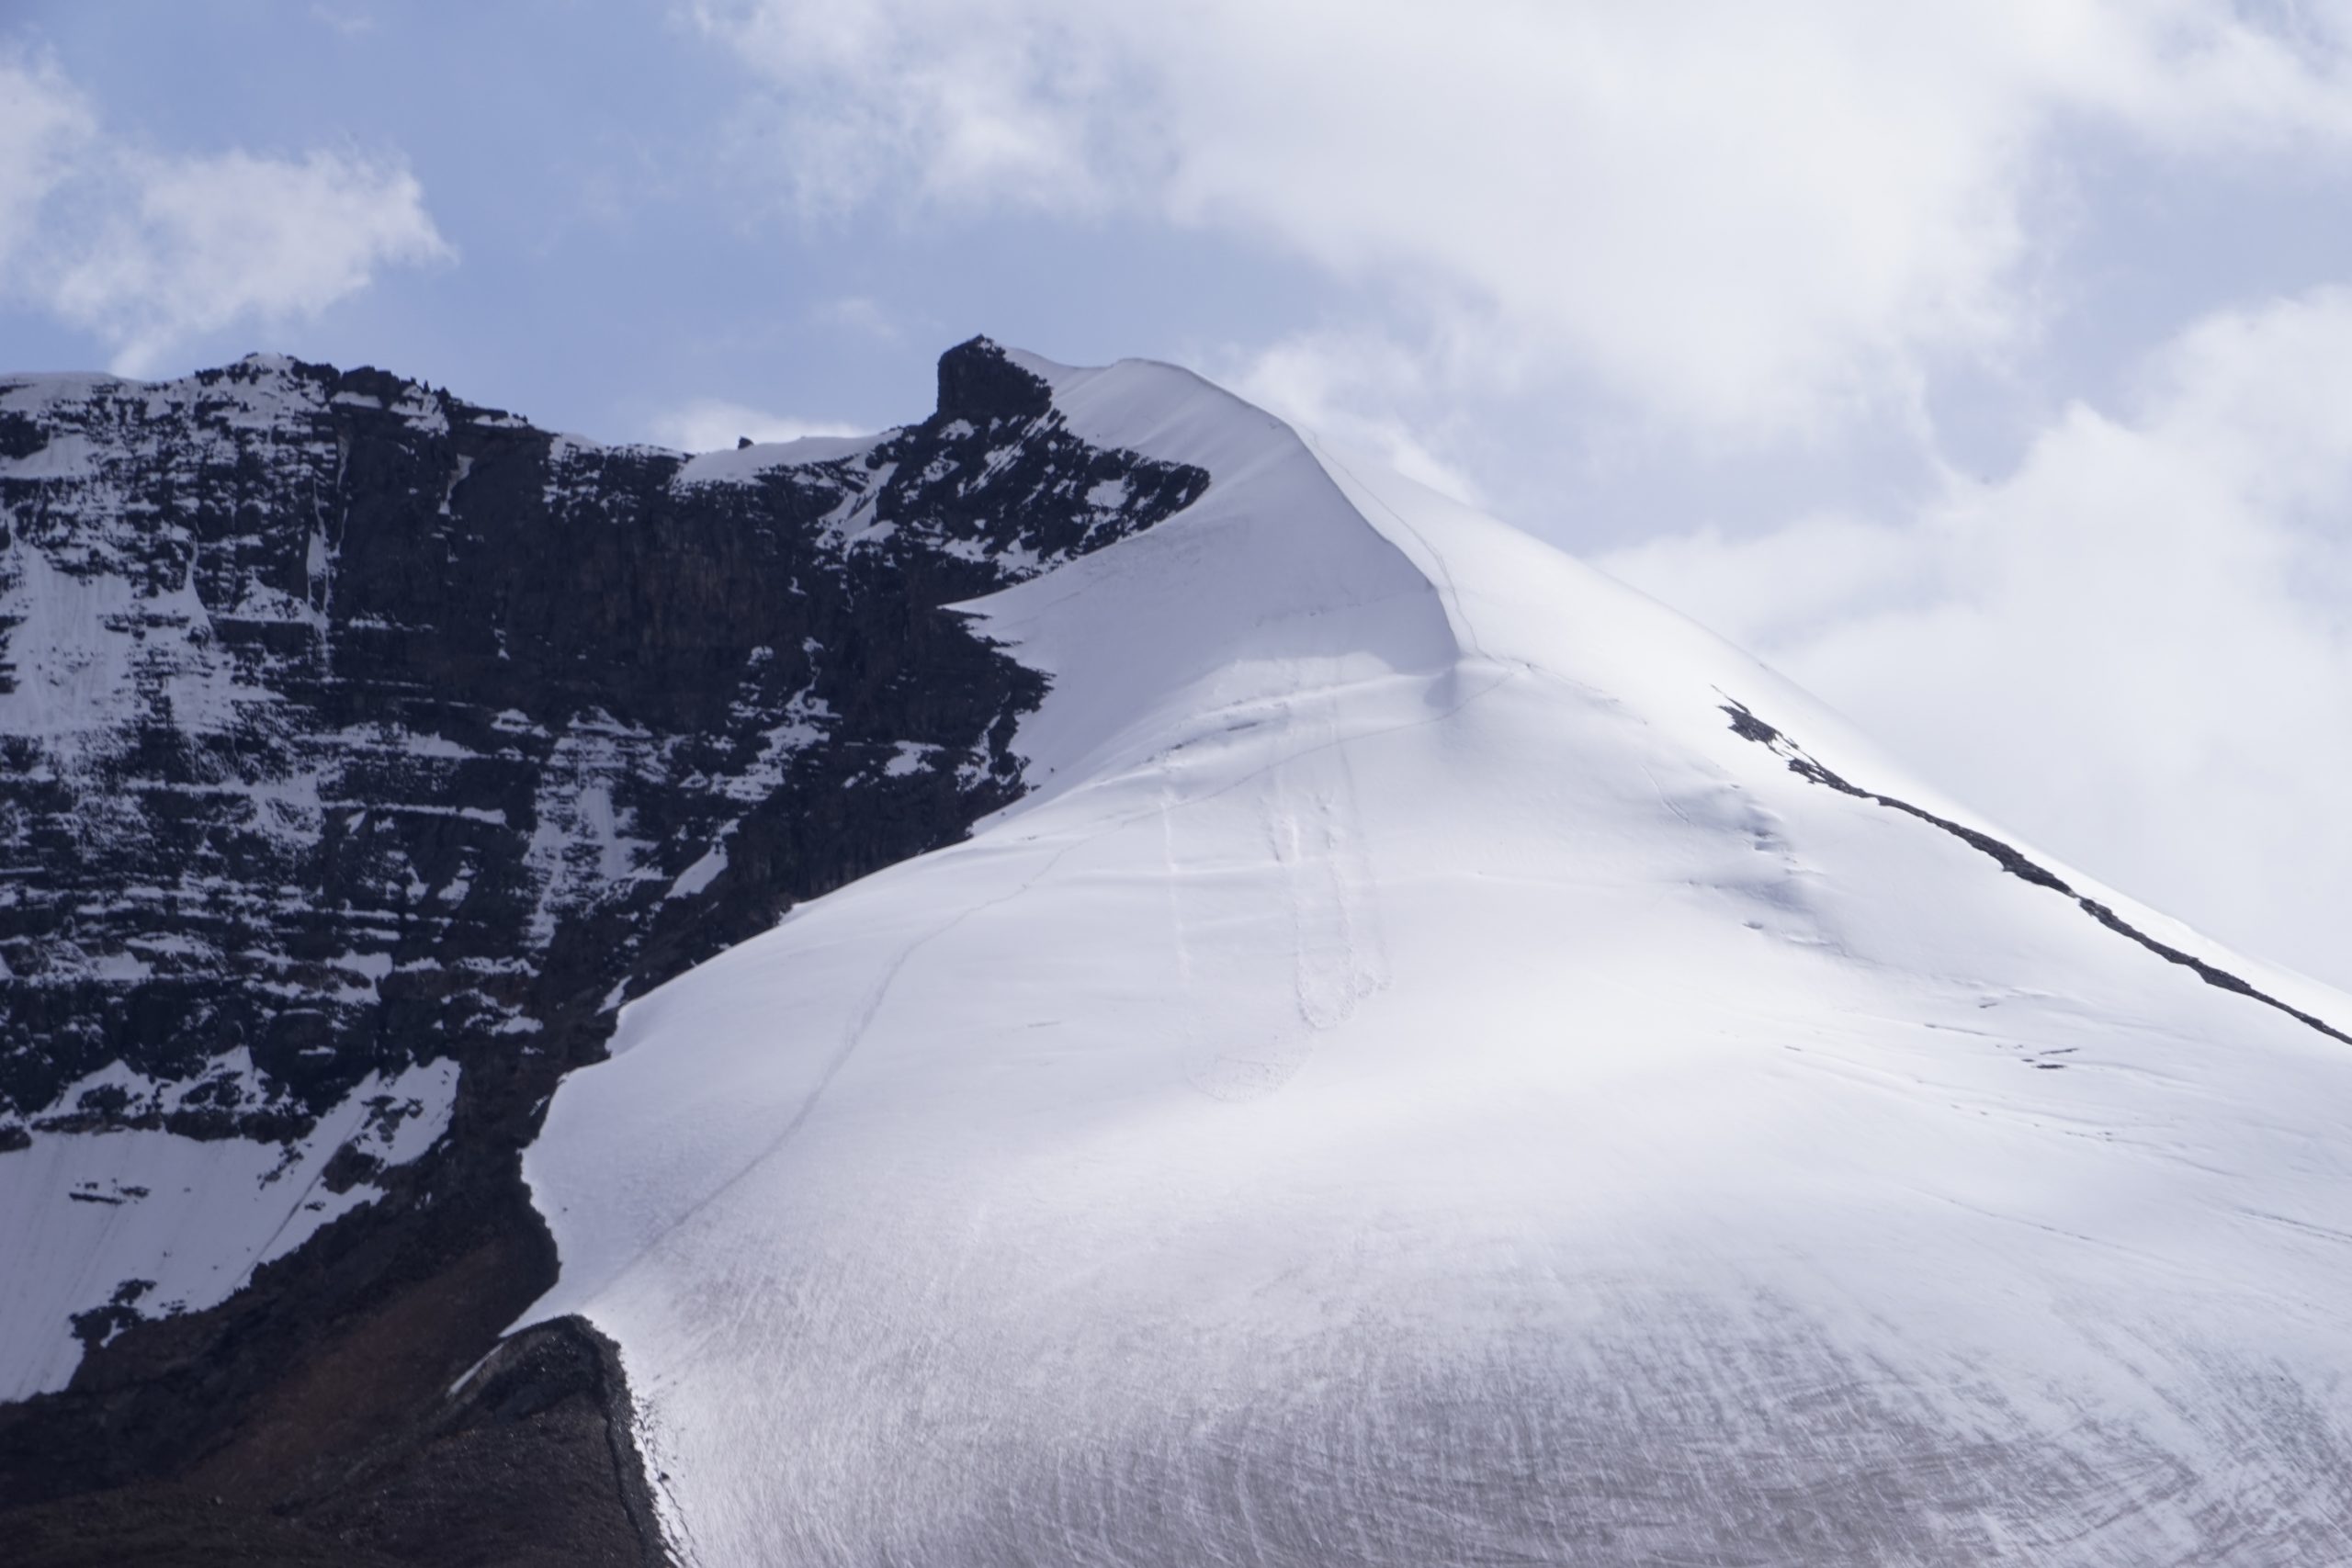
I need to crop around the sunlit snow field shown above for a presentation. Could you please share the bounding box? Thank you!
[522,354,2352,1566]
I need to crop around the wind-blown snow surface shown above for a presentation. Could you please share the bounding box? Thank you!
[524,354,2352,1566]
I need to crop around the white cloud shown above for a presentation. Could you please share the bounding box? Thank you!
[1218,330,1487,505]
[309,4,379,36]
[0,46,448,376]
[0,50,94,271]
[813,294,900,339]
[690,1,2352,441]
[1601,288,2352,988]
[648,398,865,452]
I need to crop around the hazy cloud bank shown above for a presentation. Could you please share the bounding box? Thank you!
[0,46,448,375]
[1605,289,2352,986]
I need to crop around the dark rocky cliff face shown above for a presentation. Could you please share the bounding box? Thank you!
[0,339,1208,1562]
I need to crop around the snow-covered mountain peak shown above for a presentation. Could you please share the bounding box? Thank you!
[966,350,1457,789]
[521,348,2352,1565]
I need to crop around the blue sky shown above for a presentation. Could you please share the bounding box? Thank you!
[6,1,2352,987]
[0,3,1343,456]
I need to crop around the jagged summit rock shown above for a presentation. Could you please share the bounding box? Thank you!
[934,334,1055,424]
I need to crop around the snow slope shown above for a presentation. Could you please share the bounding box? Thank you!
[521,351,2352,1566]
[0,1059,457,1402]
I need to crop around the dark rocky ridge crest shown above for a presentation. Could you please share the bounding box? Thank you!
[0,338,1209,1562]
[1720,697,2352,1048]
[936,334,1054,423]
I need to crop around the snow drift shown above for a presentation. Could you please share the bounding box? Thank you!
[520,349,2352,1566]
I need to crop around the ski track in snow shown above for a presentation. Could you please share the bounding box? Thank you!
[1179,688,1391,1101]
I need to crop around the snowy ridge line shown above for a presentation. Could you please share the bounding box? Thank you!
[1302,432,1492,664]
[1722,696,2352,1047]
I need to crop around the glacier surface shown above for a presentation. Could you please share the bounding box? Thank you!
[522,352,2352,1565]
